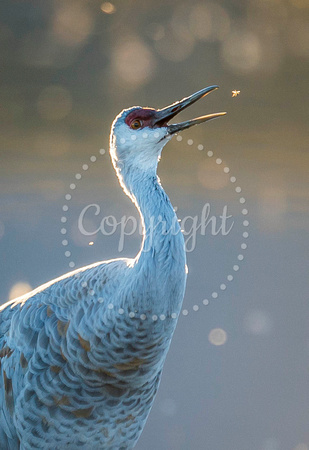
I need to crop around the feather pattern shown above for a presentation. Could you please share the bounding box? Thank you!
[0,108,187,448]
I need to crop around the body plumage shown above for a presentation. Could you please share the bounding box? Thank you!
[0,86,225,449]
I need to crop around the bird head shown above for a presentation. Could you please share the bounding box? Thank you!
[110,85,226,176]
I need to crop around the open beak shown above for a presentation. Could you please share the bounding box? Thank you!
[154,86,226,134]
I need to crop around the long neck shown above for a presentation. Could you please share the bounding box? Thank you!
[136,174,183,262]
[119,165,187,314]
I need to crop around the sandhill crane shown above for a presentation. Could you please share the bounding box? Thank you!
[0,86,225,449]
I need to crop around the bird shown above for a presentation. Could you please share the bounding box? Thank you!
[0,86,226,449]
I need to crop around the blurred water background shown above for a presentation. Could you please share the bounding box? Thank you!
[0,1,308,449]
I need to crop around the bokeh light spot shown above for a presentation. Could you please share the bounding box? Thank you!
[101,2,116,14]
[53,2,94,47]
[111,38,156,88]
[9,282,32,301]
[154,6,195,62]
[208,328,227,346]
[222,31,262,74]
[244,310,273,335]
[189,3,230,42]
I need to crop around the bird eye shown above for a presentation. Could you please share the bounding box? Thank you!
[130,119,142,130]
